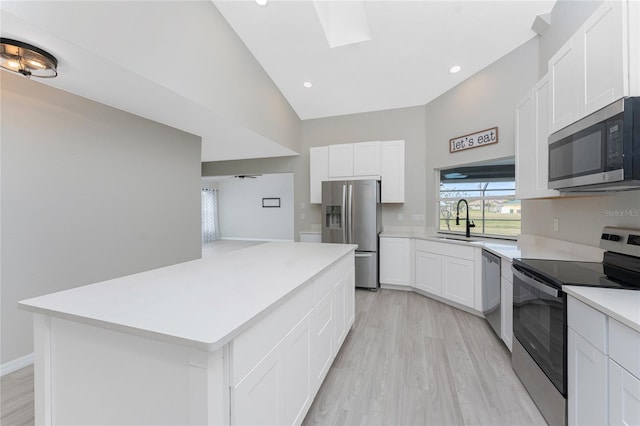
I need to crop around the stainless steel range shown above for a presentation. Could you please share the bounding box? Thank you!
[511,227,640,426]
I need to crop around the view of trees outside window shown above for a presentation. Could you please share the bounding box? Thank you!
[438,181,520,238]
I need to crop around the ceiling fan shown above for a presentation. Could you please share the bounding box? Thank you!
[233,174,261,179]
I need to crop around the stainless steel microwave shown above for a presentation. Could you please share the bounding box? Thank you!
[548,96,640,192]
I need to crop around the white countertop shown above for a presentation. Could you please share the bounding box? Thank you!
[564,286,640,332]
[379,231,603,262]
[19,242,356,352]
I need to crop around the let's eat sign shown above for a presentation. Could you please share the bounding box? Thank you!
[450,127,498,153]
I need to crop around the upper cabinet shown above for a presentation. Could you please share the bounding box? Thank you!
[328,144,355,178]
[380,140,405,203]
[516,75,560,199]
[309,146,329,204]
[310,140,405,204]
[550,0,640,134]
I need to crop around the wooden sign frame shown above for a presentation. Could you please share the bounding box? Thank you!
[449,127,499,153]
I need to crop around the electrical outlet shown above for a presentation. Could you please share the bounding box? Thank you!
[301,212,305,220]
[411,214,425,222]
[398,213,404,221]
[553,218,559,232]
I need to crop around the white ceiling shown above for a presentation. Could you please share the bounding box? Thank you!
[1,1,555,162]
[214,0,555,120]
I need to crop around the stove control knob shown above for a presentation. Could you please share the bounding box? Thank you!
[609,234,622,242]
[601,233,610,240]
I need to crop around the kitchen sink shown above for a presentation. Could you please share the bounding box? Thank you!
[435,236,479,243]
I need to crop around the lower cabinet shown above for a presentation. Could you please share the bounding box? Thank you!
[567,295,640,426]
[567,327,608,426]
[232,314,311,426]
[379,237,411,286]
[231,256,355,426]
[609,359,640,426]
[414,240,476,310]
[415,250,442,295]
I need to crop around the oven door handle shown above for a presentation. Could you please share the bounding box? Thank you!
[512,265,560,298]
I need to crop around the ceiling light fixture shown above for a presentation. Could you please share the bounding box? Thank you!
[0,38,58,78]
[449,65,462,74]
[303,81,313,88]
[255,0,268,6]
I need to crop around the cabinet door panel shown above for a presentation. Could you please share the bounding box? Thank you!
[515,89,536,199]
[283,315,312,426]
[609,360,640,426]
[380,237,410,286]
[232,349,280,426]
[353,141,381,176]
[567,328,608,426]
[310,146,328,204]
[380,140,405,203]
[333,275,347,350]
[549,36,579,134]
[442,257,474,308]
[328,144,354,177]
[580,0,627,117]
[415,251,442,295]
[345,269,355,327]
[311,292,334,390]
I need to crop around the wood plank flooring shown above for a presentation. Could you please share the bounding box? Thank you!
[0,364,33,426]
[302,289,547,426]
[0,289,546,426]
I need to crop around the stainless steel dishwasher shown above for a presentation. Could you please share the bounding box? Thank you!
[482,249,501,338]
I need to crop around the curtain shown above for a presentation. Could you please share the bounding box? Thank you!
[201,188,220,243]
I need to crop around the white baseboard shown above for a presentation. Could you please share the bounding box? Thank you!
[1,352,34,377]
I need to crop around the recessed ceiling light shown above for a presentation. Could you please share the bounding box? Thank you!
[255,0,268,6]
[303,81,313,88]
[449,65,462,74]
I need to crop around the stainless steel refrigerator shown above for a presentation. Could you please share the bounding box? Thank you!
[321,179,381,290]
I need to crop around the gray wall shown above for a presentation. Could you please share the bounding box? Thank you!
[521,0,640,247]
[1,72,202,365]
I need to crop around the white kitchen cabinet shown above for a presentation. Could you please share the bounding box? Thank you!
[549,34,579,134]
[549,1,640,134]
[609,359,640,426]
[442,256,475,308]
[328,144,354,178]
[500,258,513,352]
[311,290,334,391]
[309,146,328,204]
[380,237,411,286]
[353,141,381,176]
[380,140,405,203]
[516,75,560,199]
[282,314,312,426]
[232,345,281,425]
[567,327,609,426]
[414,240,477,310]
[415,249,442,295]
[233,313,312,426]
[333,271,347,351]
[515,88,537,199]
[576,1,627,119]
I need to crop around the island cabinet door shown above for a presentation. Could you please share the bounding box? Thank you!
[311,290,335,393]
[231,314,312,426]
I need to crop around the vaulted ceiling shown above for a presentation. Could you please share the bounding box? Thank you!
[1,1,555,161]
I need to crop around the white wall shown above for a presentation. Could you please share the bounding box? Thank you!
[218,173,294,241]
[1,72,202,366]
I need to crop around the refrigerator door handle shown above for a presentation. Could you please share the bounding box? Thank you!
[342,184,347,243]
[348,184,353,244]
[355,252,373,258]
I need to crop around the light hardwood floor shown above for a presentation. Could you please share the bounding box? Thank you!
[0,289,546,426]
[302,289,547,426]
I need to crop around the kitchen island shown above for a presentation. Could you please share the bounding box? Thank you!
[19,241,357,426]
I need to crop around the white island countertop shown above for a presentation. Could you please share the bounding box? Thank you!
[19,242,357,352]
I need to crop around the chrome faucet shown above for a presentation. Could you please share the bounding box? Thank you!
[456,199,476,238]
